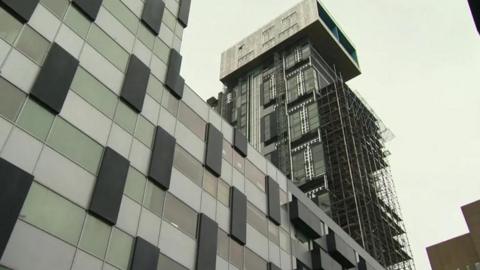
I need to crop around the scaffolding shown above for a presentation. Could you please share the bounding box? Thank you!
[317,76,415,270]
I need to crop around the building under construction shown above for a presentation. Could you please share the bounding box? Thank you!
[208,0,415,269]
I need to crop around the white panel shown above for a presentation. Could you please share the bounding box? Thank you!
[96,8,135,52]
[280,249,292,270]
[246,225,269,260]
[157,107,176,136]
[107,123,133,159]
[141,95,160,124]
[182,85,209,121]
[34,146,96,208]
[0,221,76,270]
[169,168,202,212]
[137,208,161,246]
[103,263,120,270]
[221,160,233,185]
[61,91,112,145]
[80,44,124,95]
[216,203,230,232]
[245,180,267,214]
[116,195,141,236]
[172,36,181,51]
[132,40,152,67]
[209,109,222,132]
[277,172,288,192]
[158,221,196,269]
[232,169,245,193]
[129,139,151,174]
[71,250,103,270]
[175,122,205,163]
[0,117,13,151]
[29,5,61,41]
[216,256,229,270]
[55,25,84,58]
[229,265,239,270]
[159,23,174,46]
[280,207,290,231]
[221,119,233,143]
[0,49,40,93]
[266,162,278,180]
[0,38,10,66]
[1,128,42,173]
[201,192,217,221]
[121,0,143,17]
[269,242,281,267]
[150,55,167,83]
[164,0,179,15]
[247,145,267,174]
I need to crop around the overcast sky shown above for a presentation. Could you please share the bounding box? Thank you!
[180,0,480,269]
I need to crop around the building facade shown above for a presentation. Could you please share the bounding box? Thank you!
[427,200,480,270]
[209,1,414,269]
[0,0,387,270]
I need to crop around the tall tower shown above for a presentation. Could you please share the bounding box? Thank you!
[210,0,415,269]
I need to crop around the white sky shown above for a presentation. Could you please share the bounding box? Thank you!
[180,1,480,269]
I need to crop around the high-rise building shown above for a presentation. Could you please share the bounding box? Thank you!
[427,200,480,270]
[0,0,388,270]
[210,0,415,269]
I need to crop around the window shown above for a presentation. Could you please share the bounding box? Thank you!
[286,75,298,102]
[244,248,267,270]
[268,221,280,245]
[64,6,91,38]
[0,77,26,121]
[15,26,50,65]
[137,24,155,49]
[143,181,166,217]
[173,145,203,186]
[279,228,290,252]
[222,139,233,164]
[307,103,320,130]
[286,68,318,103]
[16,99,55,141]
[157,253,188,270]
[311,143,326,176]
[203,170,218,198]
[289,110,302,141]
[217,229,229,259]
[161,90,179,116]
[135,116,155,147]
[245,160,265,191]
[87,25,129,72]
[304,68,317,93]
[124,167,147,204]
[177,102,206,140]
[292,151,306,183]
[217,179,230,206]
[106,228,133,270]
[229,237,244,269]
[79,215,112,259]
[247,203,268,237]
[162,9,177,32]
[0,8,22,44]
[21,183,86,245]
[153,38,170,64]
[163,193,198,238]
[233,151,245,173]
[114,101,138,134]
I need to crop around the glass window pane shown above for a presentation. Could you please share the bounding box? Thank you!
[143,181,165,217]
[64,6,91,38]
[153,38,169,63]
[245,160,265,192]
[0,9,23,44]
[244,248,267,270]
[163,193,197,238]
[162,9,176,32]
[173,145,203,186]
[279,228,290,252]
[40,0,69,19]
[203,170,218,198]
[16,99,55,141]
[229,238,244,269]
[247,203,268,237]
[47,118,103,174]
[268,221,280,245]
[103,0,138,33]
[124,167,147,203]
[217,179,230,206]
[222,139,232,164]
[135,116,155,147]
[15,26,50,64]
[217,229,229,259]
[161,90,179,116]
[146,75,164,104]
[114,101,137,134]
[87,25,128,72]
[106,228,133,270]
[233,151,245,173]
[79,215,112,259]
[137,24,155,49]
[177,102,206,140]
[0,77,26,121]
[157,253,188,270]
[21,183,86,245]
[71,67,118,118]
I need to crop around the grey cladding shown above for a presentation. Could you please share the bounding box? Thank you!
[229,187,247,245]
[289,197,323,239]
[195,214,218,270]
[72,0,103,21]
[326,230,356,268]
[261,112,277,144]
[177,0,191,27]
[266,176,281,225]
[0,158,34,257]
[141,0,165,35]
[120,55,151,113]
[233,128,247,157]
[148,126,176,190]
[88,147,130,225]
[30,43,79,115]
[0,0,39,22]
[204,123,223,177]
[311,245,342,270]
[165,49,184,99]
[268,262,281,270]
[130,237,160,270]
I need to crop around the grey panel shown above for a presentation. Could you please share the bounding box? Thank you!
[204,123,222,177]
[177,0,191,27]
[195,214,218,270]
[30,43,79,115]
[229,187,246,245]
[148,126,176,190]
[233,128,247,157]
[0,158,33,257]
[141,0,165,35]
[289,197,323,239]
[72,0,102,21]
[130,237,160,270]
[268,262,281,270]
[120,55,151,113]
[266,176,281,225]
[0,0,39,22]
[261,112,277,144]
[357,256,367,270]
[326,230,355,268]
[165,49,183,99]
[89,147,130,225]
[311,245,342,270]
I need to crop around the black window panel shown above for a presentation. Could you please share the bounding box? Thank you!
[165,49,183,99]
[120,55,150,113]
[0,0,39,22]
[468,0,480,34]
[326,230,356,268]
[229,187,246,245]
[148,126,176,190]
[289,197,323,239]
[196,214,218,270]
[233,128,247,157]
[30,43,79,115]
[311,245,342,270]
[72,0,103,21]
[266,176,281,225]
[141,0,165,34]
[261,112,277,144]
[0,158,34,257]
[204,123,223,177]
[89,147,130,225]
[177,0,191,27]
[357,256,367,270]
[268,262,281,270]
[130,237,160,270]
